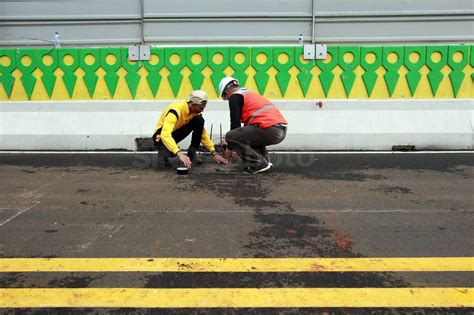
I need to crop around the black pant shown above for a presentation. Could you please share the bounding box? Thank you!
[155,115,204,157]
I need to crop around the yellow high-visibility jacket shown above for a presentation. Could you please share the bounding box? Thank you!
[153,101,215,155]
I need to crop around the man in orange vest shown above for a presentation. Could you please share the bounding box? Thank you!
[219,77,288,174]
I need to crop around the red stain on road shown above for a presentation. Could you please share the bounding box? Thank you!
[334,234,355,250]
[286,229,297,235]
[311,264,326,271]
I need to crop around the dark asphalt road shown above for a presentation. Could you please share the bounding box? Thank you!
[0,152,473,314]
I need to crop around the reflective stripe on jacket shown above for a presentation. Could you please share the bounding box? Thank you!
[232,88,288,128]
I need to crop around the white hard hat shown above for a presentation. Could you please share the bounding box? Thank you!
[218,77,239,99]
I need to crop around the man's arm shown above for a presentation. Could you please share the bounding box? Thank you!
[200,128,229,164]
[229,94,243,130]
[160,111,180,154]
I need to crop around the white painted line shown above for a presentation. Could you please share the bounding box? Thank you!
[0,151,473,155]
[294,209,473,213]
[130,210,188,213]
[0,201,40,226]
[108,224,124,238]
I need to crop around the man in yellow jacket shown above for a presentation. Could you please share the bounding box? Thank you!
[153,90,228,168]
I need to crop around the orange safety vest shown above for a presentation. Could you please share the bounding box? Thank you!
[232,88,288,128]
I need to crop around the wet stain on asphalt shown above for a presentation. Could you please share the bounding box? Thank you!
[20,169,36,174]
[47,274,105,288]
[370,185,414,194]
[244,212,335,257]
[269,154,474,181]
[176,171,292,211]
[179,169,410,290]
[0,273,25,287]
[382,186,413,194]
[144,271,408,289]
[269,155,388,182]
[80,201,97,206]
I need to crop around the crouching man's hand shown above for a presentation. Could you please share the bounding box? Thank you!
[212,152,229,164]
[177,151,192,168]
[224,148,237,163]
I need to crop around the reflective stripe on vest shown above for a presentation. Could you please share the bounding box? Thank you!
[246,104,276,125]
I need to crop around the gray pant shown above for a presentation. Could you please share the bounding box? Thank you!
[225,125,287,165]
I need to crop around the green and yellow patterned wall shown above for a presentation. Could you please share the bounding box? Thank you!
[0,45,472,101]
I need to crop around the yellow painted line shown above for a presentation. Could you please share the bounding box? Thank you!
[0,288,471,308]
[0,257,472,272]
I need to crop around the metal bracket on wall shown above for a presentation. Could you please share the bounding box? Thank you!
[315,44,328,59]
[128,45,150,61]
[304,44,328,60]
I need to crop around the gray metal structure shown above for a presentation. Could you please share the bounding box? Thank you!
[0,0,473,47]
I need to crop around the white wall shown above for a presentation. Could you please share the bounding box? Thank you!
[1,100,473,151]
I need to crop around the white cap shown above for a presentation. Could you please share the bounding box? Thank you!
[218,77,239,99]
[187,90,208,105]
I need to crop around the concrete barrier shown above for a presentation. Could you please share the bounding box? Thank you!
[1,99,473,151]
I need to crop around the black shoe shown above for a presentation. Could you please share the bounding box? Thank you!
[242,161,272,174]
[265,155,273,167]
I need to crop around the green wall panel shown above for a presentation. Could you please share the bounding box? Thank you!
[339,46,360,97]
[0,49,17,98]
[404,46,426,96]
[426,46,448,97]
[0,45,471,101]
[360,46,382,97]
[186,47,207,90]
[471,46,474,80]
[100,48,121,97]
[143,47,164,97]
[382,46,404,97]
[447,45,469,97]
[273,47,295,97]
[251,47,273,95]
[316,46,338,97]
[58,48,79,98]
[79,48,101,98]
[294,47,315,97]
[121,48,142,99]
[164,48,186,97]
[208,47,229,96]
[37,49,58,98]
[16,48,38,100]
[229,47,250,87]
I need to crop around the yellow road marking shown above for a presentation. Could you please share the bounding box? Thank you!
[0,288,471,308]
[0,257,472,272]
